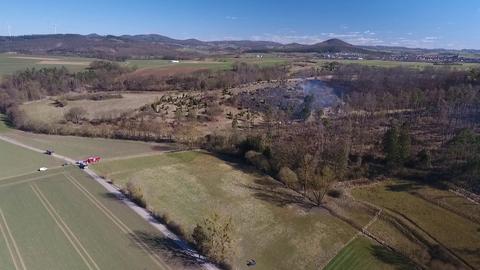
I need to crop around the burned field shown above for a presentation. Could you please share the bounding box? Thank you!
[229,80,342,122]
[19,78,343,141]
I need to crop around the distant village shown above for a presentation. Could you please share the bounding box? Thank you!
[319,52,480,64]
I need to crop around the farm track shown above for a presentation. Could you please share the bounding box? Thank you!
[0,135,219,270]
[102,148,196,162]
[411,191,480,225]
[0,173,63,189]
[319,208,382,269]
[0,208,27,270]
[63,172,171,270]
[350,193,476,270]
[31,184,100,270]
[383,206,476,270]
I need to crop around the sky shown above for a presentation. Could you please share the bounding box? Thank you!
[1,0,480,49]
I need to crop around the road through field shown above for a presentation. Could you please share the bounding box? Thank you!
[0,135,218,270]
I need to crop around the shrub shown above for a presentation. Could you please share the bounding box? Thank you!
[152,212,187,239]
[124,181,146,208]
[245,150,271,173]
[239,135,264,154]
[327,188,343,198]
[244,150,259,162]
[277,166,298,187]
[192,213,234,268]
[64,107,87,124]
[416,149,432,169]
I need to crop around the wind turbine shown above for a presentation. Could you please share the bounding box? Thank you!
[7,24,11,37]
[54,24,57,34]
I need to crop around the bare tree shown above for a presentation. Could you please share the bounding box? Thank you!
[64,107,87,124]
[309,166,336,206]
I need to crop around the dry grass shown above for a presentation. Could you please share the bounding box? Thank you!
[352,180,480,268]
[37,60,90,66]
[20,92,165,123]
[93,151,357,270]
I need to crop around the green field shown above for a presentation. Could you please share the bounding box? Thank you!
[124,59,232,71]
[324,236,412,270]
[0,53,94,76]
[0,52,288,78]
[2,130,178,161]
[124,56,289,71]
[1,113,177,161]
[352,180,480,268]
[92,151,359,270]
[0,138,195,270]
[0,139,60,178]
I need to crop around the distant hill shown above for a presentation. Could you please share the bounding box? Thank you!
[0,34,208,60]
[252,38,383,55]
[0,34,475,60]
[0,34,388,59]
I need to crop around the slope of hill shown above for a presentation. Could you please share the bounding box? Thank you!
[249,38,386,55]
[0,34,204,60]
[4,34,475,60]
[0,34,387,60]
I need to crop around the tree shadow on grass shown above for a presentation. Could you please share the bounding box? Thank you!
[151,144,180,152]
[370,245,417,270]
[385,183,421,192]
[131,230,208,267]
[204,152,316,209]
[0,114,14,129]
[97,192,209,267]
[237,177,315,209]
[100,191,123,201]
[203,152,262,175]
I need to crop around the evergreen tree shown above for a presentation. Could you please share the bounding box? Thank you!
[383,126,400,168]
[398,123,411,164]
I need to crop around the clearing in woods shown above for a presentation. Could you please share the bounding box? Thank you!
[0,139,195,270]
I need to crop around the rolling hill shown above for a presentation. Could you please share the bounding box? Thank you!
[250,38,383,55]
[0,34,387,59]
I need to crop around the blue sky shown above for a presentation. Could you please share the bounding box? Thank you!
[1,0,480,49]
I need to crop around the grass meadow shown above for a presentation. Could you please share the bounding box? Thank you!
[92,151,357,270]
[0,53,93,76]
[324,236,407,270]
[20,92,165,124]
[125,56,289,71]
[352,180,480,268]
